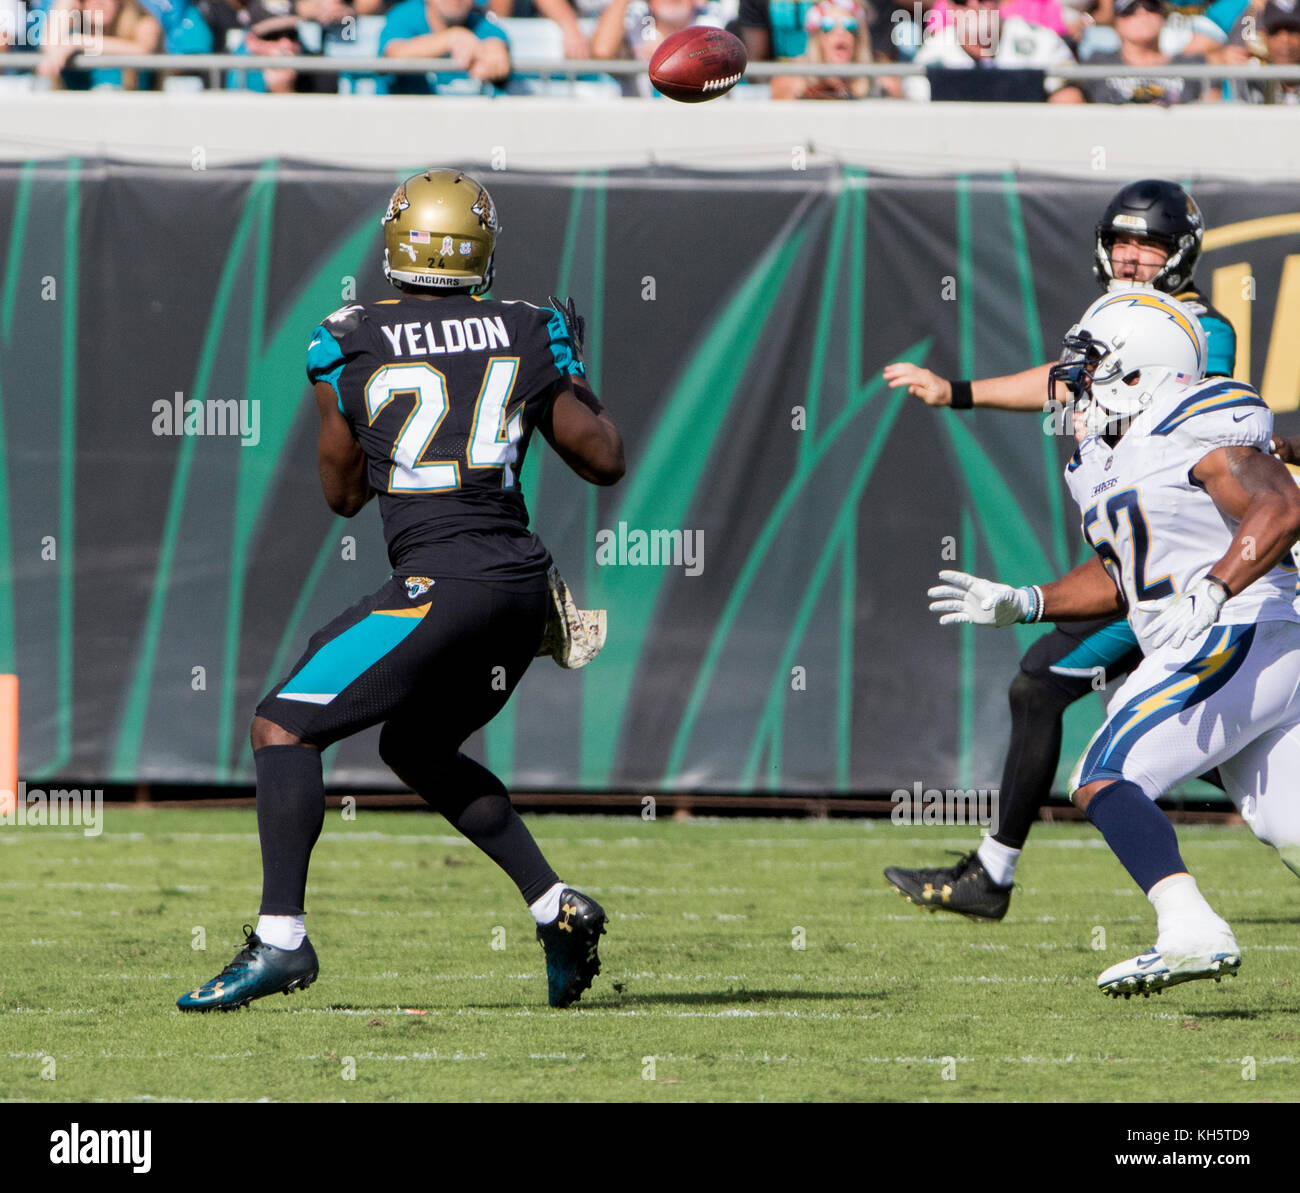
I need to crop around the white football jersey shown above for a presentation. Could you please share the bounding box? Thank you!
[1064,377,1300,655]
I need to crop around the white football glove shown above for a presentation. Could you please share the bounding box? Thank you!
[928,570,1036,628]
[535,565,607,669]
[1136,577,1229,651]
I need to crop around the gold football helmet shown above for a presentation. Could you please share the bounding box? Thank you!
[381,169,499,294]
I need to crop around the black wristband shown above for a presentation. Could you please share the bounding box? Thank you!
[1205,574,1233,599]
[950,380,973,410]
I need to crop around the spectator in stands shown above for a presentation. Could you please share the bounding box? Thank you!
[38,0,162,87]
[199,0,269,50]
[1,0,26,54]
[740,0,910,63]
[929,0,1071,37]
[737,0,820,59]
[296,0,355,24]
[380,0,511,91]
[488,0,595,58]
[592,0,725,92]
[229,11,308,88]
[1242,0,1300,99]
[1078,0,1237,57]
[903,0,1084,99]
[140,0,212,51]
[770,0,900,95]
[1079,0,1214,100]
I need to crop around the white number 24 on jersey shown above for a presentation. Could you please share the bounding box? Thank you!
[363,359,523,492]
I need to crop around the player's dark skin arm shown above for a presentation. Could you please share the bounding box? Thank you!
[1194,445,1300,595]
[314,380,373,517]
[1037,555,1127,622]
[1268,436,1300,465]
[541,379,625,486]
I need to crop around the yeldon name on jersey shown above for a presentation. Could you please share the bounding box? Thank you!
[377,314,512,357]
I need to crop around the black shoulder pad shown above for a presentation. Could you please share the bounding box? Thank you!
[319,303,368,341]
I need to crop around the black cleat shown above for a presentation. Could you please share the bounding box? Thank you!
[536,888,606,1008]
[884,851,1012,922]
[177,925,318,1012]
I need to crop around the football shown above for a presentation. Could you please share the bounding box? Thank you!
[648,27,748,104]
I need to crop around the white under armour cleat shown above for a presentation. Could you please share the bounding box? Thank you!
[1098,932,1241,999]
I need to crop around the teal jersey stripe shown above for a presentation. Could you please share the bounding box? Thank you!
[306,324,348,411]
[280,605,428,699]
[1050,620,1139,675]
[1202,313,1236,379]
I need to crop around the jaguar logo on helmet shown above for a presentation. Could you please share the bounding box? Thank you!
[382,182,410,226]
[471,188,499,232]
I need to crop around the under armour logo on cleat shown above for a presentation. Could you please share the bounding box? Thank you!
[558,903,576,932]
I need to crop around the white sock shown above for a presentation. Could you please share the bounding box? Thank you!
[529,882,567,925]
[977,837,1020,888]
[1148,874,1232,941]
[255,914,306,950]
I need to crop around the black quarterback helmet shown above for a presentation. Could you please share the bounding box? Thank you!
[1094,179,1205,294]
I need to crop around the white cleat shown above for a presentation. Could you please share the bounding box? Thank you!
[1098,936,1241,999]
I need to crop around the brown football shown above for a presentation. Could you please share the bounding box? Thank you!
[648,27,748,103]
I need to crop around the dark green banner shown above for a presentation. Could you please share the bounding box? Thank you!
[2,161,1298,793]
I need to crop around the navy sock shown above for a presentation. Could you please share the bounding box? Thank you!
[255,744,325,917]
[1084,779,1187,894]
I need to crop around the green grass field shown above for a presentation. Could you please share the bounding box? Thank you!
[2,809,1298,1103]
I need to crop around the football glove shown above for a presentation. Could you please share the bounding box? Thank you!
[547,294,586,365]
[536,565,606,669]
[1136,577,1229,651]
[928,570,1037,628]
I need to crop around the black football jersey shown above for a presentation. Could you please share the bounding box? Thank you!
[307,293,583,580]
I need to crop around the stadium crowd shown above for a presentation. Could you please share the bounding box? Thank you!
[0,0,1296,99]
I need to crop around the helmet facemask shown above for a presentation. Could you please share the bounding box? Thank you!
[1052,290,1208,438]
